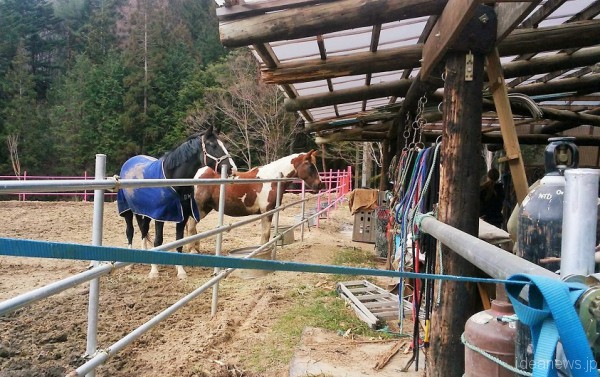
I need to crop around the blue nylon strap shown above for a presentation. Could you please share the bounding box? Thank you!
[0,237,526,286]
[505,274,595,377]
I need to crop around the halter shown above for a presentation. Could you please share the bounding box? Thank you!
[200,134,235,172]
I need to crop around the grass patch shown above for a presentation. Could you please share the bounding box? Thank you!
[330,246,378,282]
[242,284,385,372]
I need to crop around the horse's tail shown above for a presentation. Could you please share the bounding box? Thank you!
[144,233,154,244]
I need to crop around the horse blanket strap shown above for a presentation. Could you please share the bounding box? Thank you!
[505,274,595,377]
[117,155,200,223]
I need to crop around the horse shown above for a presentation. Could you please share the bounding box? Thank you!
[186,150,324,253]
[116,125,236,279]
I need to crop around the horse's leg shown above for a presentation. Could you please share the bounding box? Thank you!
[148,221,164,278]
[124,211,135,248]
[136,215,151,249]
[261,215,273,244]
[175,219,188,279]
[122,211,136,271]
[185,217,199,254]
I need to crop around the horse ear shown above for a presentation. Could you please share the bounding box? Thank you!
[206,124,214,135]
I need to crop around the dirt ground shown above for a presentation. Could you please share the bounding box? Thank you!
[0,198,422,377]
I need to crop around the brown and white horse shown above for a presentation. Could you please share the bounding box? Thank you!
[186,150,324,252]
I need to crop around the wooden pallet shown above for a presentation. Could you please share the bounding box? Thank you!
[336,280,400,329]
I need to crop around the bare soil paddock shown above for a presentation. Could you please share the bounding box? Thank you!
[0,199,414,377]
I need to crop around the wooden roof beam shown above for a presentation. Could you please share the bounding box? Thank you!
[261,20,600,85]
[219,0,447,48]
[501,46,600,79]
[284,80,413,112]
[288,72,600,113]
[540,108,600,134]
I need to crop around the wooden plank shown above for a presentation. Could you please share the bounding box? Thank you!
[486,49,529,204]
[362,301,398,307]
[356,293,397,301]
[421,0,480,80]
[495,1,542,42]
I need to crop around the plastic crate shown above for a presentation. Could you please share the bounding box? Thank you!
[352,210,377,243]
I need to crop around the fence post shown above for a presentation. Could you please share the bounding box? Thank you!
[22,171,27,201]
[272,175,283,259]
[327,169,333,219]
[84,171,88,202]
[85,154,106,377]
[334,169,340,210]
[211,164,228,317]
[300,181,306,241]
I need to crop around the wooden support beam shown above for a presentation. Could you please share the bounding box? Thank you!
[284,80,412,112]
[497,20,600,56]
[486,49,529,204]
[428,50,484,377]
[420,0,481,80]
[501,46,600,79]
[506,74,600,97]
[220,0,447,48]
[495,1,542,41]
[540,108,600,134]
[261,20,600,85]
[217,0,338,20]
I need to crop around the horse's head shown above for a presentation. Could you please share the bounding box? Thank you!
[201,125,237,175]
[292,150,324,192]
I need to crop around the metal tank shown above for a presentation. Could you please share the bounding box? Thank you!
[464,289,516,377]
[517,137,579,273]
[516,137,579,372]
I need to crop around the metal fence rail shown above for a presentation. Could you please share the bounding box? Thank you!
[0,154,353,376]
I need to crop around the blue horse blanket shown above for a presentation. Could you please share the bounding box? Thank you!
[117,155,200,223]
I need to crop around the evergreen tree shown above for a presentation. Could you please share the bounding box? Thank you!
[0,0,65,98]
[1,42,49,174]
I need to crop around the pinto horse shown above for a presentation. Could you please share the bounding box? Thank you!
[186,150,324,253]
[117,125,235,278]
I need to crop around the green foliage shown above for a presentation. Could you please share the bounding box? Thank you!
[0,0,246,176]
[0,41,50,173]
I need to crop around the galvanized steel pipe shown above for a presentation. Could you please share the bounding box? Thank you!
[560,169,600,277]
[418,216,558,281]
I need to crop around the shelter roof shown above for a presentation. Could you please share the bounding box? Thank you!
[215,0,600,146]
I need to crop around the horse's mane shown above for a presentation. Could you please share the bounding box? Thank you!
[162,132,206,170]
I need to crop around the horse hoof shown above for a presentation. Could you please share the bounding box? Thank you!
[148,272,159,279]
[177,273,187,280]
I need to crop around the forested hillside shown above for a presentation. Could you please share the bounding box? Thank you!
[0,0,304,177]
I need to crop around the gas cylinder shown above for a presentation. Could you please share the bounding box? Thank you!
[516,137,579,372]
[517,137,579,273]
[464,289,516,377]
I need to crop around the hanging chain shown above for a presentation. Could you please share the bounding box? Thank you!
[411,95,428,149]
[402,113,411,152]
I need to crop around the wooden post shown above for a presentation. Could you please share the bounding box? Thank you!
[379,139,390,191]
[486,49,529,204]
[427,51,485,376]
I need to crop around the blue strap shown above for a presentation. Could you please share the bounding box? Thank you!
[505,274,595,377]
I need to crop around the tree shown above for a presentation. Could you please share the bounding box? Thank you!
[1,41,49,174]
[0,0,64,98]
[185,50,298,169]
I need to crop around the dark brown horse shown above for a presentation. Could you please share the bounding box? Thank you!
[117,126,236,278]
[186,150,324,252]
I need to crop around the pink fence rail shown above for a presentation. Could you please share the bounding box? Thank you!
[0,172,117,201]
[0,167,353,203]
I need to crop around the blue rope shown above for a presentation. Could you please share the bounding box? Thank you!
[0,237,529,286]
